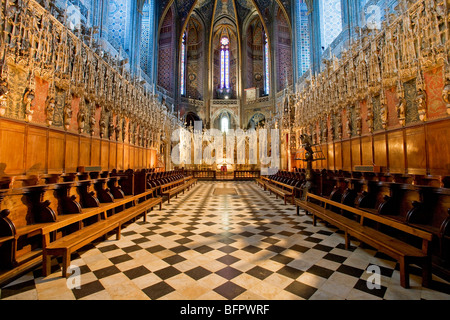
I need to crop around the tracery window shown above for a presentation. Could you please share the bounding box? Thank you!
[296,0,310,76]
[140,0,155,79]
[180,32,187,95]
[319,0,342,50]
[263,32,270,95]
[220,36,230,89]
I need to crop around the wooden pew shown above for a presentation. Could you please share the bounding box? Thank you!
[295,192,433,288]
[160,178,187,204]
[0,169,163,283]
[42,188,162,278]
[255,177,267,190]
[265,179,295,205]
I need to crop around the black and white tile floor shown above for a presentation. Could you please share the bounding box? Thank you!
[1,181,449,300]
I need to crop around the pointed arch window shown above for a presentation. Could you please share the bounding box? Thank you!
[263,32,270,95]
[180,32,187,96]
[220,36,230,89]
[221,115,229,133]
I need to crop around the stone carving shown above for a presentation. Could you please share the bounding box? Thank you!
[23,87,35,122]
[45,93,55,126]
[0,79,9,116]
[396,80,406,126]
[77,97,86,134]
[63,91,72,131]
[0,0,173,146]
[99,107,107,138]
[416,72,427,121]
[292,0,449,138]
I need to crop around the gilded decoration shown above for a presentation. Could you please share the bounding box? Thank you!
[0,0,172,151]
[293,0,450,137]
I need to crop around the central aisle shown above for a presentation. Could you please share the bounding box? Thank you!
[1,181,449,300]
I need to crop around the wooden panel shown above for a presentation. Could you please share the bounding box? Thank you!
[138,148,143,168]
[426,120,450,175]
[79,136,91,167]
[342,140,351,171]
[123,144,129,169]
[117,143,124,170]
[101,141,109,170]
[405,126,426,175]
[361,136,373,166]
[0,120,26,174]
[143,149,147,168]
[373,134,387,168]
[129,145,135,169]
[48,131,65,173]
[91,139,101,167]
[327,143,334,170]
[320,144,327,169]
[139,148,143,168]
[150,149,156,168]
[351,138,361,169]
[26,126,47,173]
[334,142,342,170]
[109,142,117,170]
[387,130,405,173]
[65,134,79,172]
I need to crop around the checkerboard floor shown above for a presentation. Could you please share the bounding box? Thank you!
[1,181,449,300]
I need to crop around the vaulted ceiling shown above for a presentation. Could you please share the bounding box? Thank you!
[157,0,292,33]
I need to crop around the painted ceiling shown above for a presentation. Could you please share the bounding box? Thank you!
[157,0,291,31]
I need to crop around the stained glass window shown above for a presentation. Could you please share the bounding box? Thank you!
[180,32,186,95]
[319,0,342,50]
[220,36,230,89]
[140,0,155,79]
[263,32,270,95]
[296,0,310,76]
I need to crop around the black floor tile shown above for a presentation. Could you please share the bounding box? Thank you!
[123,266,152,280]
[215,266,242,280]
[246,266,274,280]
[213,281,246,300]
[72,280,105,299]
[154,266,181,280]
[284,281,317,299]
[143,281,175,300]
[185,266,212,280]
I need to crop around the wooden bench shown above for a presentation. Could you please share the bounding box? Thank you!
[160,177,196,204]
[42,190,162,278]
[265,179,295,205]
[295,192,433,289]
[255,177,268,190]
[160,179,185,203]
[183,176,197,191]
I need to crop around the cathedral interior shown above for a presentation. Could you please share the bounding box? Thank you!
[0,0,449,303]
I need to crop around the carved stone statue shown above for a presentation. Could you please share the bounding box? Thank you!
[45,95,55,126]
[417,89,427,121]
[396,97,406,126]
[99,108,107,138]
[64,93,72,131]
[77,98,86,133]
[23,88,35,122]
[108,114,115,140]
[0,79,9,116]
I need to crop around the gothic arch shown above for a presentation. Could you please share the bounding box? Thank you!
[157,5,176,92]
[247,112,266,129]
[274,6,293,91]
